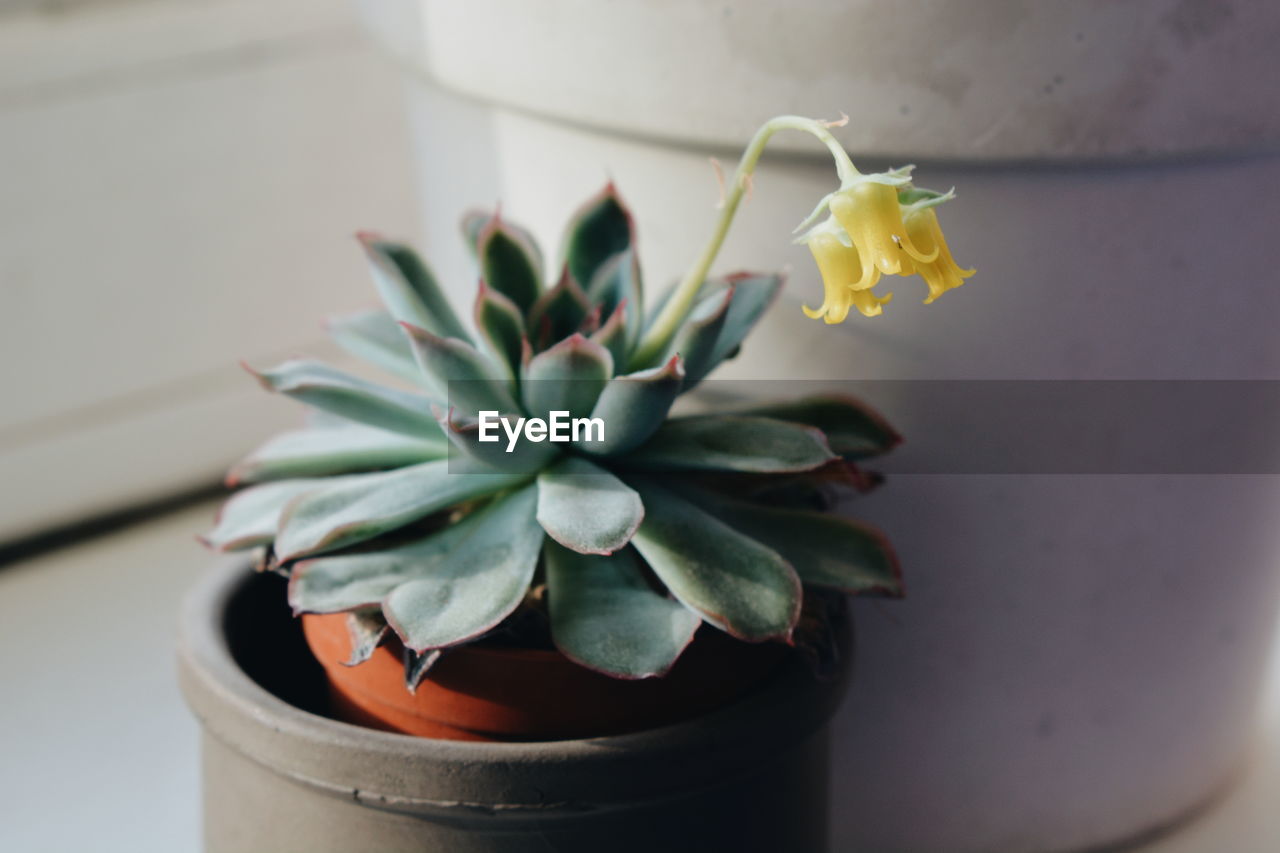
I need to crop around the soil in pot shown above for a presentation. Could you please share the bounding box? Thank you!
[302,609,786,741]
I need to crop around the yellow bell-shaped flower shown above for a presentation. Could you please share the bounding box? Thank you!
[829,181,937,283]
[793,169,972,324]
[801,232,892,323]
[902,205,975,304]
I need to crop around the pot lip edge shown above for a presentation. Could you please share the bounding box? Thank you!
[357,1,1280,166]
[178,558,849,766]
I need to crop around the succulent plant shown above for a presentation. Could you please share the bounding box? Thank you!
[204,181,909,683]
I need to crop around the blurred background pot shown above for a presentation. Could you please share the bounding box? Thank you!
[178,561,850,853]
[355,1,1280,850]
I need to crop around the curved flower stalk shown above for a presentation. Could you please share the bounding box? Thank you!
[203,179,905,685]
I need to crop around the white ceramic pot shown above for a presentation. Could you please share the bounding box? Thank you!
[356,2,1280,850]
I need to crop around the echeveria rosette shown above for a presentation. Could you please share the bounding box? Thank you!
[204,185,903,684]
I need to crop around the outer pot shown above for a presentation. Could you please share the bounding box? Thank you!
[302,612,784,741]
[355,2,1280,851]
[178,561,851,853]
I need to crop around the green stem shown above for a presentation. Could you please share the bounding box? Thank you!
[629,115,858,369]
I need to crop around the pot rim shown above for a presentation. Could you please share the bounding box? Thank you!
[178,559,850,822]
[359,0,1280,163]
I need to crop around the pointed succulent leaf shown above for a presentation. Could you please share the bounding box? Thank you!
[626,415,836,473]
[730,394,901,459]
[383,485,544,651]
[290,547,412,613]
[275,458,527,561]
[227,425,446,486]
[401,322,520,415]
[521,333,613,422]
[462,210,544,274]
[358,234,470,343]
[585,249,643,349]
[711,460,876,511]
[437,408,560,473]
[546,543,699,678]
[689,272,783,384]
[536,456,643,555]
[305,409,362,430]
[476,215,543,314]
[685,490,902,596]
[660,287,732,381]
[589,300,630,367]
[343,608,389,666]
[563,183,634,294]
[473,283,526,380]
[404,647,443,693]
[525,267,590,350]
[579,356,684,456]
[627,479,801,642]
[326,310,421,385]
[247,360,435,438]
[578,304,604,336]
[202,478,331,551]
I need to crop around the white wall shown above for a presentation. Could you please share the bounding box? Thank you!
[0,0,422,541]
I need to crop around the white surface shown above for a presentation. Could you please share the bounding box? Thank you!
[0,0,421,541]
[0,500,1277,851]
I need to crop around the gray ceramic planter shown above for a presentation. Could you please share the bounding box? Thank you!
[178,560,851,852]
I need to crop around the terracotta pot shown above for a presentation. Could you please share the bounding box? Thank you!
[178,561,852,853]
[302,611,784,740]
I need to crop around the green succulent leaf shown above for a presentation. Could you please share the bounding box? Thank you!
[536,456,643,555]
[437,408,560,473]
[227,425,447,486]
[626,415,837,473]
[580,356,684,456]
[526,268,591,350]
[404,648,443,693]
[202,478,332,551]
[690,272,783,384]
[546,543,699,678]
[685,490,902,596]
[729,394,901,460]
[382,485,544,651]
[627,479,801,642]
[589,300,630,367]
[246,360,435,438]
[660,287,732,382]
[473,283,526,381]
[476,216,543,314]
[343,608,389,666]
[274,459,527,562]
[521,333,613,422]
[326,310,422,385]
[716,461,874,510]
[290,548,408,613]
[463,210,544,275]
[358,234,470,343]
[585,249,643,351]
[400,322,520,416]
[563,183,633,294]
